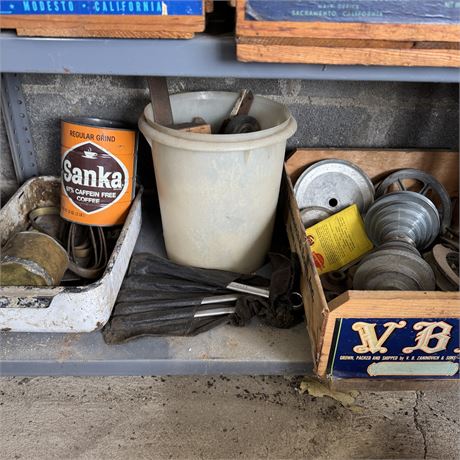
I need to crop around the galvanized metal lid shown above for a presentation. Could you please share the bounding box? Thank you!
[300,206,333,228]
[294,159,374,214]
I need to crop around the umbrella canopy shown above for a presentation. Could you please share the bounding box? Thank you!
[103,253,302,344]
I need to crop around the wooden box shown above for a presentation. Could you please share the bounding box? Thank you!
[0,0,207,38]
[284,149,460,388]
[236,0,460,67]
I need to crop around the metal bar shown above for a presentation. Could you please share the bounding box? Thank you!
[227,282,270,298]
[201,295,239,305]
[194,307,236,318]
[1,73,38,183]
[1,32,459,82]
[229,89,254,117]
[147,77,173,126]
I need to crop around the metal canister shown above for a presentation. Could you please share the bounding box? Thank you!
[0,231,69,286]
[60,117,137,226]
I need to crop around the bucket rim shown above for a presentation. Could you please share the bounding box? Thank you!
[139,91,297,152]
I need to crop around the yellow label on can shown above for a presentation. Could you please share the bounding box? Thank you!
[305,204,373,275]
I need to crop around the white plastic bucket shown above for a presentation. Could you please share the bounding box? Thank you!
[139,91,297,273]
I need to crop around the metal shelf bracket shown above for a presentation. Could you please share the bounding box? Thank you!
[1,73,38,183]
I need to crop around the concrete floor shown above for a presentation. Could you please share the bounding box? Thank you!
[0,376,458,459]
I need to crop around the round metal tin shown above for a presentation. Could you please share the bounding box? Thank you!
[60,117,138,227]
[0,231,69,286]
[300,206,333,228]
[294,159,374,214]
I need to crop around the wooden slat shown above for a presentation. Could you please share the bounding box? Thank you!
[286,149,459,197]
[177,124,212,133]
[284,172,329,366]
[237,36,460,49]
[205,0,214,14]
[12,28,195,39]
[329,291,460,315]
[237,42,460,67]
[329,377,459,392]
[1,13,204,38]
[236,0,460,43]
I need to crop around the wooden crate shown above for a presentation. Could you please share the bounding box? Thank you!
[0,0,206,38]
[236,0,460,67]
[284,148,460,389]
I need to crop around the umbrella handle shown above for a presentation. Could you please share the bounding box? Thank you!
[226,282,304,310]
[226,282,270,298]
[201,294,239,305]
[194,307,236,318]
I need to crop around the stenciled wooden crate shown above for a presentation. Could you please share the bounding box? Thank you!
[283,148,460,389]
[0,0,208,38]
[236,0,460,67]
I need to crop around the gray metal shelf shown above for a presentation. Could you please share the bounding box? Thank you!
[0,322,312,376]
[1,32,459,82]
[0,202,313,376]
[0,29,457,376]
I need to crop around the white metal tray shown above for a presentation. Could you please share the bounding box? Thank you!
[0,176,142,333]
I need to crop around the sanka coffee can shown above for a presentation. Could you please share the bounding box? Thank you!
[61,118,137,226]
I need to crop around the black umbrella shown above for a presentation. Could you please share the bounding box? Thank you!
[102,253,302,344]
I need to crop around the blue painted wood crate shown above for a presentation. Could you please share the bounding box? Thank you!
[0,0,205,38]
[236,0,460,66]
[245,0,460,25]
